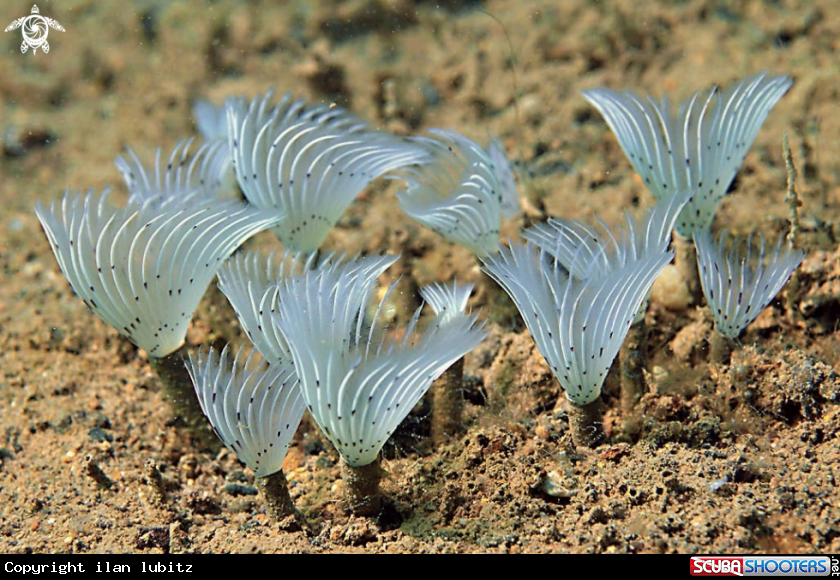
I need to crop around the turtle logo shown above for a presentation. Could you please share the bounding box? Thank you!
[5,5,65,54]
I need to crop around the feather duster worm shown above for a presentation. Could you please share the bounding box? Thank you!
[35,189,282,437]
[228,90,428,252]
[582,73,791,302]
[694,229,804,365]
[186,345,305,520]
[582,73,791,236]
[524,194,688,415]
[483,201,679,447]
[395,129,519,257]
[272,255,486,514]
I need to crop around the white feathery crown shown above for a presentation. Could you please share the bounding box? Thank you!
[419,279,474,324]
[227,90,428,253]
[395,129,519,257]
[582,73,792,236]
[216,250,317,365]
[186,345,304,478]
[272,255,487,467]
[35,190,283,357]
[483,206,676,405]
[115,137,231,205]
[694,230,804,339]
[524,191,688,279]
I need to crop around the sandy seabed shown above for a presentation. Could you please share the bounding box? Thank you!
[1,0,839,554]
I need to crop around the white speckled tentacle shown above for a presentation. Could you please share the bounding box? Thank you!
[582,73,792,236]
[228,90,428,252]
[561,249,673,404]
[395,129,515,257]
[524,190,688,279]
[273,255,486,467]
[485,137,520,219]
[217,250,313,364]
[352,312,483,465]
[116,137,231,204]
[483,234,674,406]
[418,280,473,324]
[482,242,566,380]
[523,217,611,278]
[186,345,304,478]
[694,229,804,339]
[35,189,282,357]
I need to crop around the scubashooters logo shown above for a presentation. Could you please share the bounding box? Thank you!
[691,556,835,577]
[5,5,65,54]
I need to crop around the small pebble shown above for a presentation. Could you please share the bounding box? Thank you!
[224,483,258,496]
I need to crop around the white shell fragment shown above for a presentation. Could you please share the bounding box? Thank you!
[228,90,428,253]
[35,190,283,357]
[694,230,804,339]
[582,73,792,236]
[186,345,304,478]
[273,255,487,467]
